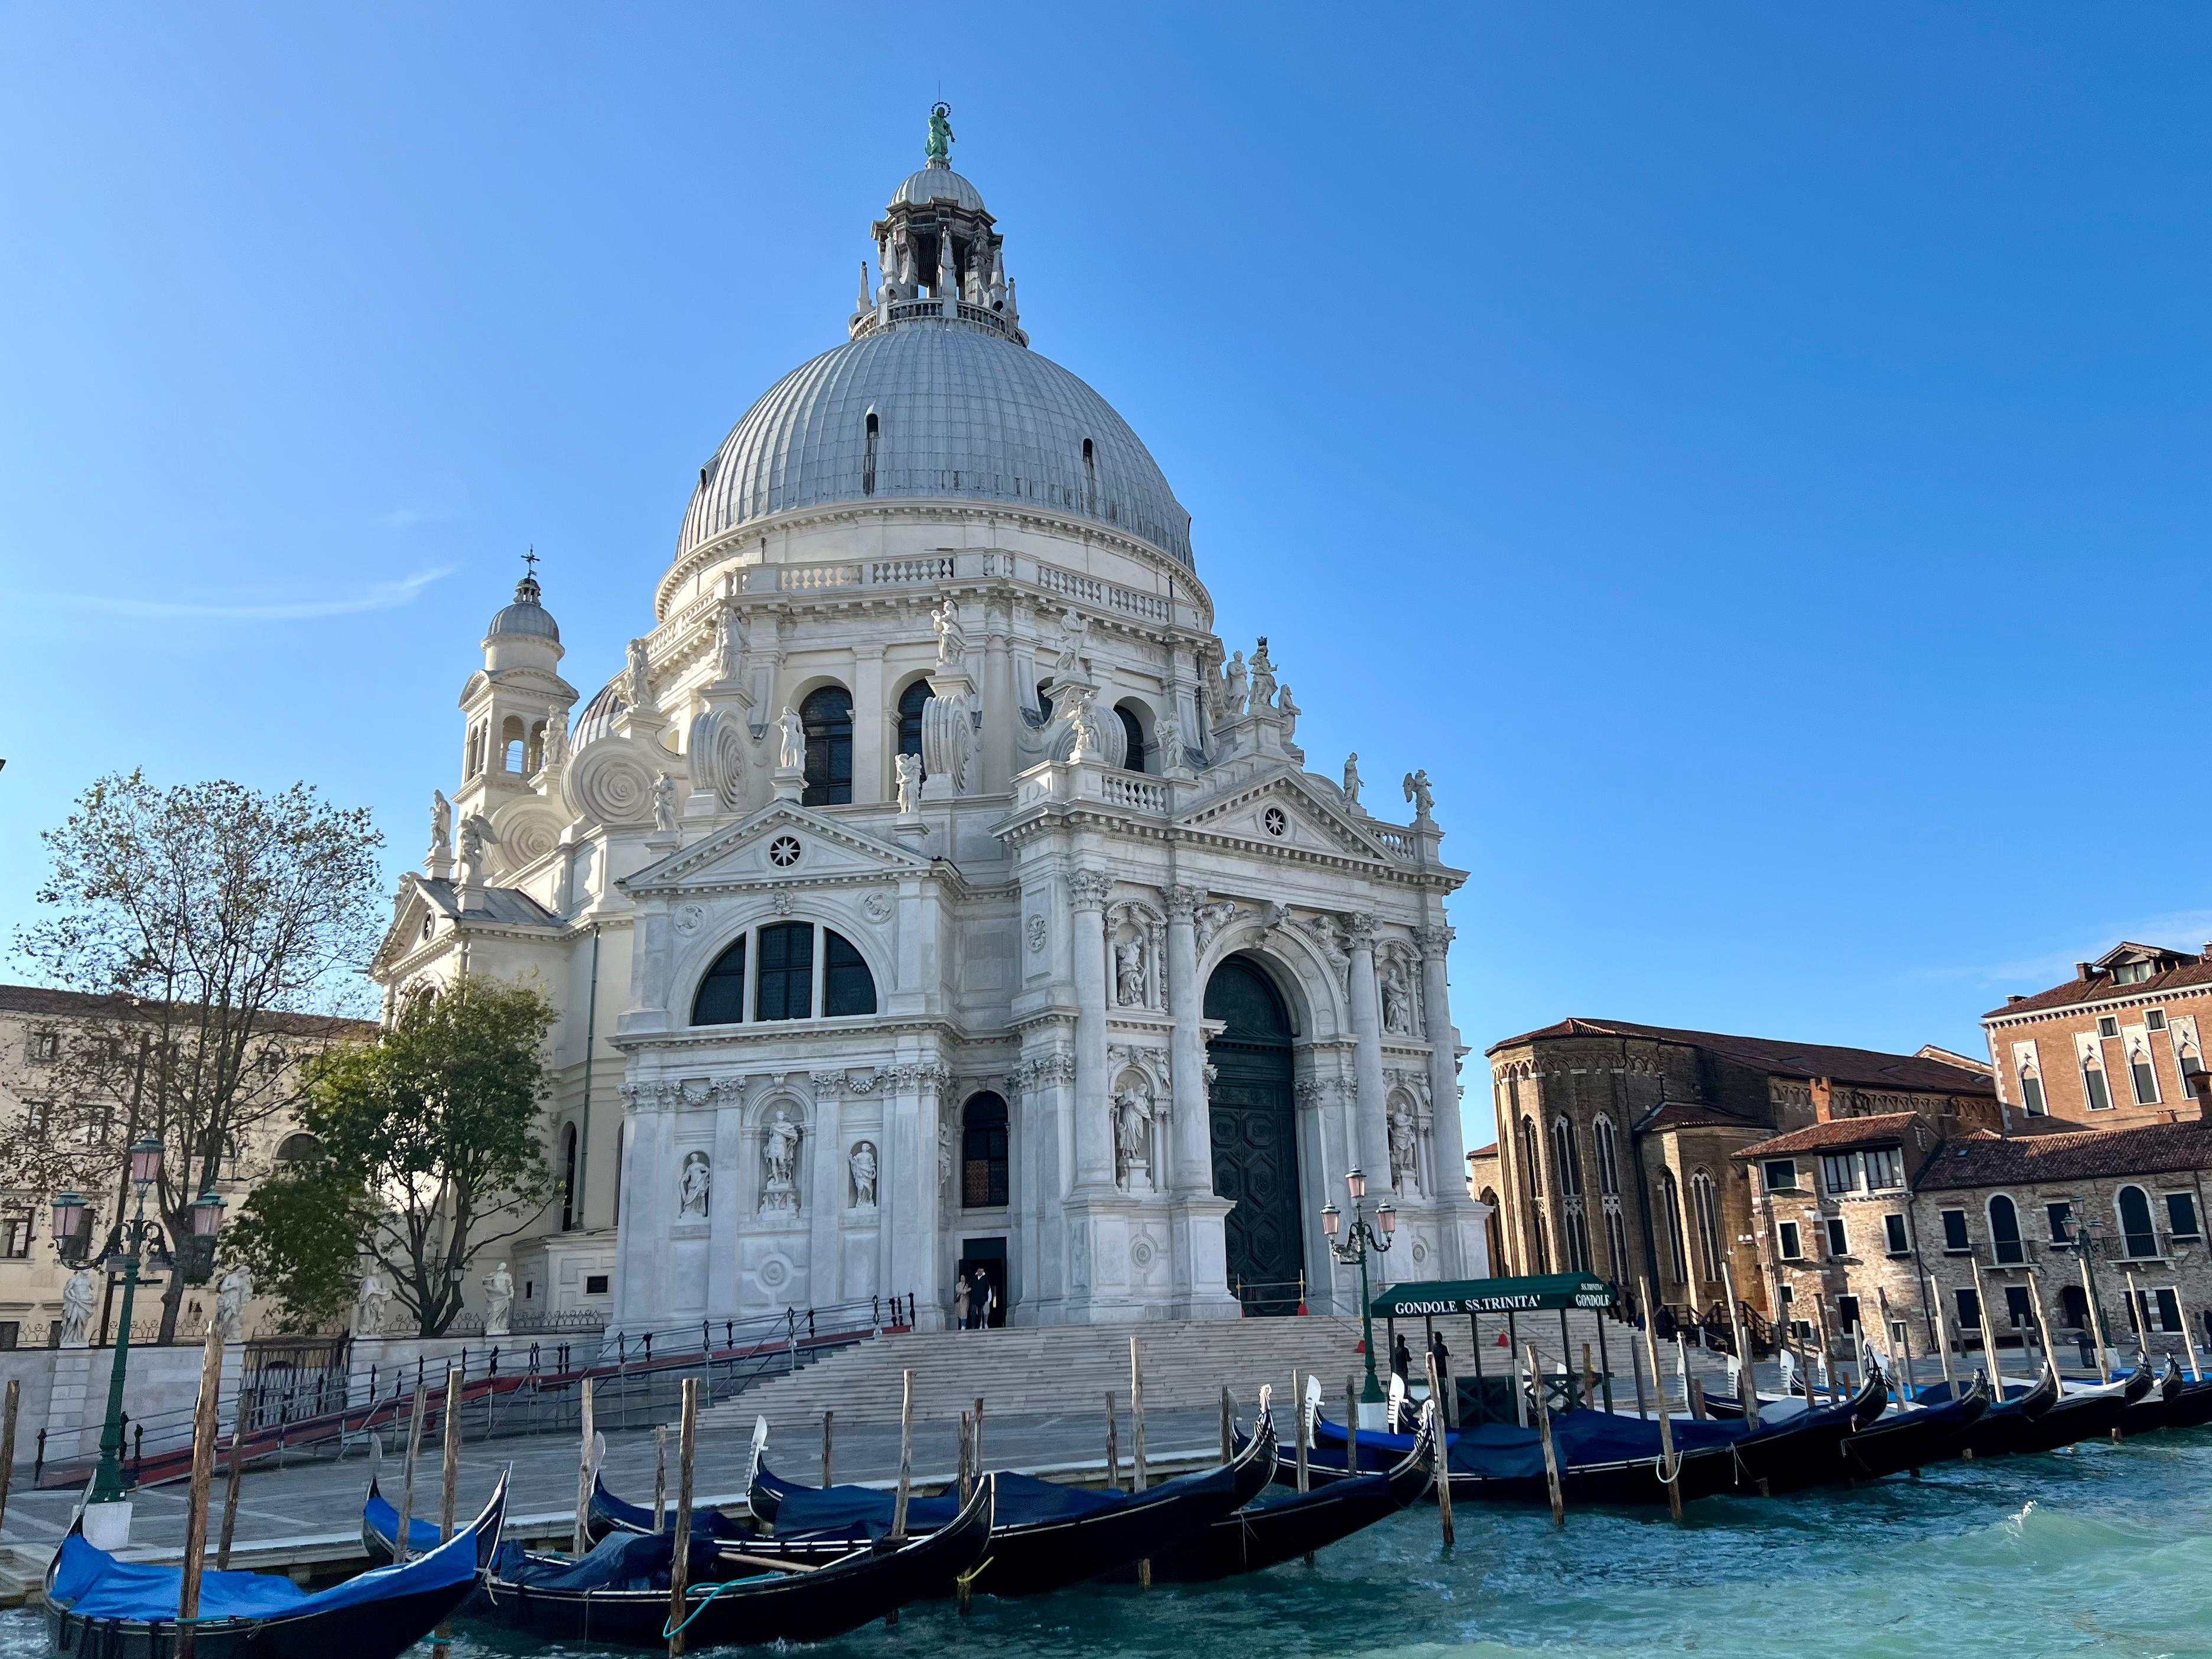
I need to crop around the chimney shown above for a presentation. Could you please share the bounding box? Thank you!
[1811,1077,1834,1124]
[2006,994,2024,1006]
[2191,1069,2212,1125]
[2076,962,2094,982]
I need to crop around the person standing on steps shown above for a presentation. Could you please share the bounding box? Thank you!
[954,1272,971,1332]
[975,1271,997,1331]
[1391,1332,1413,1387]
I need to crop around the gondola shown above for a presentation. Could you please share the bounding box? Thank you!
[2164,1371,2212,1430]
[2117,1358,2185,1437]
[46,1469,508,1659]
[465,1473,993,1650]
[1838,1373,1989,1481]
[1972,1367,2148,1457]
[587,1468,753,1546]
[1127,1404,1435,1583]
[1945,1366,2061,1457]
[749,1405,1276,1595]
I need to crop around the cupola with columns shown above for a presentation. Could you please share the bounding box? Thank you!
[850,103,1023,346]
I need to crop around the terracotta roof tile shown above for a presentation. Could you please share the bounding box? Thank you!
[1485,1017,1996,1097]
[1916,1120,2212,1190]
[1733,1112,1927,1159]
[1983,951,2212,1021]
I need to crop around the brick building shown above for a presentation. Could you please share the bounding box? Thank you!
[1482,1017,1998,1323]
[1739,1085,2212,1369]
[1982,942,2211,1131]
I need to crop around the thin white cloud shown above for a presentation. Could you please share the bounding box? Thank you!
[48,566,454,622]
[1908,909,2212,988]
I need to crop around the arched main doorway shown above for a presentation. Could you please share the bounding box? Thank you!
[1205,956,1302,1315]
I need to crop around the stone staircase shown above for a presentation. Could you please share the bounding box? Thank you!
[694,1306,1725,1434]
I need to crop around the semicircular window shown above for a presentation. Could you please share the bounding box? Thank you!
[1116,705,1148,774]
[274,1133,324,1167]
[824,928,877,1017]
[692,935,748,1026]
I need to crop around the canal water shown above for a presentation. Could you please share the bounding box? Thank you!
[5,1428,2207,1658]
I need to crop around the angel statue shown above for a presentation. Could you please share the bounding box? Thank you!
[1402,768,1434,821]
[932,594,967,669]
[896,753,923,815]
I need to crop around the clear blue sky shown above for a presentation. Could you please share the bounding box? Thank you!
[3,6,2206,1146]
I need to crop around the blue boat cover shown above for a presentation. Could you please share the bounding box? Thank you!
[1312,1410,1748,1480]
[595,1476,751,1541]
[51,1512,479,1624]
[770,1470,1122,1539]
[490,1531,737,1592]
[365,1486,448,1556]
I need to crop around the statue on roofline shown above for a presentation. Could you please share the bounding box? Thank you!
[926,103,954,164]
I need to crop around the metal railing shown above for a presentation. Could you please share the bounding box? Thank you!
[37,1294,914,1492]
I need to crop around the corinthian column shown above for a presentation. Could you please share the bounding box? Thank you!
[1069,870,1117,1193]
[1416,924,1468,1192]
[1164,886,1214,1195]
[1344,913,1395,1188]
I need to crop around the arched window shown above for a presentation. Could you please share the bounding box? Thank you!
[1689,1168,1725,1286]
[2128,1040,2161,1106]
[1480,1189,1505,1275]
[897,681,931,780]
[962,1093,1009,1208]
[1551,1118,1592,1273]
[274,1133,323,1167]
[756,922,814,1021]
[1658,1169,1689,1287]
[1593,1116,1622,1196]
[1516,1114,1550,1273]
[862,409,879,496]
[1082,437,1097,514]
[2060,1283,2090,1329]
[692,935,748,1026]
[501,713,526,772]
[1516,1114,1543,1196]
[801,687,854,806]
[2081,1050,2115,1112]
[2017,1053,2048,1117]
[823,929,877,1017]
[560,1123,579,1231]
[2118,1185,2158,1258]
[1116,705,1148,774]
[1988,1193,2024,1264]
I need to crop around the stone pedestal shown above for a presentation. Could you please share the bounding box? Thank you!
[772,763,805,803]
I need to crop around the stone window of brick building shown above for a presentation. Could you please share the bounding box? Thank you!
[1777,1219,1803,1260]
[1954,1286,1980,1331]
[2117,1185,2159,1258]
[1882,1212,1910,1255]
[2165,1191,2200,1242]
[1864,1147,1904,1190]
[1989,1194,2025,1264]
[1820,1152,1858,1195]
[2126,1037,2161,1107]
[1762,1157,1800,1193]
[1823,1214,1849,1257]
[2046,1200,2074,1244]
[1940,1208,1970,1252]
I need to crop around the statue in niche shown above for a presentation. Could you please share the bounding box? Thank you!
[777,706,806,772]
[1342,753,1362,807]
[652,773,679,833]
[1062,684,1104,763]
[1276,684,1300,741]
[482,1261,513,1337]
[936,1121,954,1196]
[214,1264,252,1342]
[1223,651,1248,718]
[849,1141,879,1208]
[761,1111,802,1213]
[60,1267,97,1348]
[895,753,923,816]
[1055,608,1090,675]
[1248,637,1277,707]
[1113,1084,1154,1188]
[354,1266,389,1336]
[627,638,655,710]
[1156,711,1182,765]
[678,1150,711,1218]
[713,606,744,682]
[1114,932,1147,1007]
[1388,1099,1420,1193]
[430,790,453,857]
[1403,768,1434,821]
[933,595,967,669]
[1381,964,1413,1035]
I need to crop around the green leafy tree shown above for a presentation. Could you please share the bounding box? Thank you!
[222,1171,376,1333]
[13,772,383,1341]
[250,975,558,1337]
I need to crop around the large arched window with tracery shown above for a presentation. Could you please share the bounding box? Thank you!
[1689,1167,1725,1288]
[1658,1170,1689,1288]
[1552,1117,1592,1273]
[801,686,854,805]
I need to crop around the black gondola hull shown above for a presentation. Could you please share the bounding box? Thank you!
[1839,1384,1990,1481]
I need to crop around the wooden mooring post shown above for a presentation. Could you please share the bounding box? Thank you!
[891,1368,915,1538]
[1637,1278,1683,1524]
[216,1384,246,1569]
[668,1376,697,1658]
[1424,1353,1455,1549]
[1527,1344,1564,1527]
[572,1377,596,1556]
[395,1384,428,1564]
[1131,1336,1150,1589]
[655,1424,668,1530]
[1105,1390,1120,1488]
[175,1322,226,1659]
[0,1378,18,1534]
[433,1365,463,1658]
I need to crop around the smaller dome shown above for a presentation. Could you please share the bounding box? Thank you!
[892,161,986,213]
[572,678,625,748]
[489,575,559,642]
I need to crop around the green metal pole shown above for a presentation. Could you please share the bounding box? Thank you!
[90,1202,142,1504]
[1358,1231,1382,1403]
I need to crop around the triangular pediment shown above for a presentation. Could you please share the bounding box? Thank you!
[622,803,932,895]
[372,874,449,972]
[1176,769,1401,864]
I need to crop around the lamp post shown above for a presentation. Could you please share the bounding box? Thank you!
[1321,1166,1396,1410]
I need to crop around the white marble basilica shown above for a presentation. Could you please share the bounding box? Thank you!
[371,115,1488,1335]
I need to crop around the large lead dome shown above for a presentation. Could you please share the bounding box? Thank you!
[675,128,1193,571]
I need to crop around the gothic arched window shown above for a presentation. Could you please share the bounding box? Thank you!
[801,686,854,806]
[1116,704,1148,774]
[756,922,814,1021]
[691,935,747,1026]
[897,681,931,780]
[1689,1168,1725,1286]
[962,1093,1009,1208]
[1659,1170,1689,1287]
[1988,1193,2024,1264]
[1552,1118,1592,1273]
[823,929,877,1017]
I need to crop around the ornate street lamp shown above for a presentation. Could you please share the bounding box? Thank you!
[81,1135,164,1524]
[1322,1168,1395,1410]
[49,1192,86,1260]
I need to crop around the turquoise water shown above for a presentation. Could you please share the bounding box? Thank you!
[8,1431,2210,1658]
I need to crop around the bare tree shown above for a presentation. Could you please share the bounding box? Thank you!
[14,772,383,1341]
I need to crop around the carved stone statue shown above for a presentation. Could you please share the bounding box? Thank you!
[626,637,654,710]
[932,595,967,669]
[354,1267,389,1337]
[1156,711,1182,766]
[541,708,569,769]
[59,1267,96,1348]
[763,1114,801,1188]
[1114,933,1147,1007]
[849,1141,879,1208]
[1388,1099,1420,1192]
[936,1121,954,1196]
[1192,900,1240,952]
[1113,1085,1154,1187]
[895,753,923,816]
[926,102,954,163]
[1062,684,1104,763]
[430,790,453,856]
[1055,607,1090,675]
[1381,965,1413,1035]
[777,706,806,772]
[214,1264,252,1342]
[1224,651,1248,718]
[482,1261,513,1338]
[713,606,744,682]
[457,813,496,867]
[1342,753,1362,807]
[1248,637,1277,707]
[678,1149,711,1218]
[1276,683,1300,741]
[1403,768,1434,821]
[652,773,678,833]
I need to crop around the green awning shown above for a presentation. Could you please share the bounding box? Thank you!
[1370,1272,1616,1318]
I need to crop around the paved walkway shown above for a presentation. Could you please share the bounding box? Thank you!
[0,1404,1227,1566]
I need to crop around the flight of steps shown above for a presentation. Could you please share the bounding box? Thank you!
[697,1307,1719,1434]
